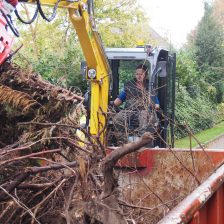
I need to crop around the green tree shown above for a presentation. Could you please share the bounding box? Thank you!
[94,0,152,47]
[193,2,224,102]
[213,0,224,28]
[14,7,86,90]
[175,85,215,138]
[176,48,199,93]
[13,1,152,88]
[195,3,224,73]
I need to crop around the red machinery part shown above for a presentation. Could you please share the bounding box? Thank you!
[0,2,14,65]
[6,0,18,7]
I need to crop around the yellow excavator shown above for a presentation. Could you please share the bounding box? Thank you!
[0,0,177,169]
[0,0,176,148]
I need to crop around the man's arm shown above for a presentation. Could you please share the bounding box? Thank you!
[149,95,160,110]
[113,90,126,106]
[114,98,123,106]
[155,96,160,110]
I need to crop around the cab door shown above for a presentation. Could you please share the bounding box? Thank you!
[155,52,176,148]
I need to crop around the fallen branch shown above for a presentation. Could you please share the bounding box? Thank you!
[0,161,77,200]
[83,133,153,224]
[102,132,153,197]
[0,186,41,224]
[0,148,61,166]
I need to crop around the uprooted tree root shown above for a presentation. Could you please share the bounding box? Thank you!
[0,63,216,223]
[0,63,153,223]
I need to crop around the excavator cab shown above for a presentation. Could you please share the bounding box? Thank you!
[106,46,176,148]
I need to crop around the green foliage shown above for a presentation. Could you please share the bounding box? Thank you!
[176,49,199,91]
[14,2,151,90]
[174,1,224,139]
[175,85,215,139]
[14,8,87,91]
[193,2,224,103]
[95,0,151,47]
[217,103,224,122]
[195,3,224,71]
[216,82,224,103]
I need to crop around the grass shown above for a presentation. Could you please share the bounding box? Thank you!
[175,121,224,148]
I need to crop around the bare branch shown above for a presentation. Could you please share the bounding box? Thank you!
[102,132,153,198]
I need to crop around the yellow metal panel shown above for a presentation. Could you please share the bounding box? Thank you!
[68,3,110,144]
[90,81,99,134]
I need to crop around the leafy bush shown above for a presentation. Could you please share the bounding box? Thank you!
[15,38,87,93]
[176,49,199,90]
[217,103,224,122]
[175,85,216,139]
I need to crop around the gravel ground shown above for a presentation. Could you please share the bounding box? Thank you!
[205,134,224,149]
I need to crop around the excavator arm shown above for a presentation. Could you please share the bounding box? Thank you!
[0,0,17,65]
[1,0,111,144]
[66,0,110,143]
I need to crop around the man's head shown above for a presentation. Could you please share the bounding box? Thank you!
[135,64,148,83]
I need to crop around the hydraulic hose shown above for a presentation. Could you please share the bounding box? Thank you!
[87,0,94,15]
[36,0,60,22]
[87,0,96,29]
[0,9,19,37]
[15,7,38,24]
